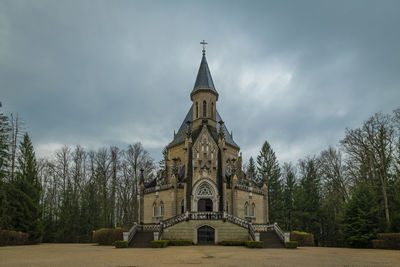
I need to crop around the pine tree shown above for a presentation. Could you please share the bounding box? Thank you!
[282,162,296,231]
[257,140,283,224]
[13,133,43,242]
[246,156,257,185]
[340,184,380,248]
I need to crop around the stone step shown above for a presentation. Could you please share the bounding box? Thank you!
[260,231,284,248]
[130,231,154,248]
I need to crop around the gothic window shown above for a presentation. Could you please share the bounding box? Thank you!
[203,100,207,117]
[211,102,214,117]
[153,203,157,217]
[181,199,184,214]
[198,185,213,196]
[226,200,229,213]
[251,203,255,217]
[196,102,198,118]
[160,202,164,216]
[244,202,248,216]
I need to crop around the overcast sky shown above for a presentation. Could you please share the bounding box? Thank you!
[1,0,399,165]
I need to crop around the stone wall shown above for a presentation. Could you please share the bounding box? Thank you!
[162,220,249,244]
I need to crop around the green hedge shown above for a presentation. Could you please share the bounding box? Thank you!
[93,228,124,245]
[372,233,400,250]
[0,230,29,246]
[245,241,264,248]
[285,241,298,249]
[150,240,169,248]
[168,240,192,246]
[290,231,314,246]
[219,240,246,246]
[114,240,128,248]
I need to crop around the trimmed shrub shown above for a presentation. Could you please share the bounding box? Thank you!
[114,240,128,248]
[150,240,169,248]
[93,228,124,245]
[245,241,264,248]
[168,240,192,246]
[285,241,298,249]
[219,240,246,246]
[290,231,314,246]
[0,230,29,246]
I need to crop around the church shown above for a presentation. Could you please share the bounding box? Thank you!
[125,43,288,246]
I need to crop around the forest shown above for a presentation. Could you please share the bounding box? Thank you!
[0,101,399,247]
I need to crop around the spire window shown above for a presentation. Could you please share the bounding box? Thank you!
[203,101,207,117]
[196,102,199,118]
[211,103,214,118]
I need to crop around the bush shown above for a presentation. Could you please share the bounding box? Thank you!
[114,240,128,248]
[219,240,246,246]
[290,231,314,246]
[168,240,192,246]
[285,241,298,249]
[0,230,29,246]
[150,240,169,248]
[245,241,264,248]
[93,228,124,245]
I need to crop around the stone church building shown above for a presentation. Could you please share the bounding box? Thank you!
[125,44,288,246]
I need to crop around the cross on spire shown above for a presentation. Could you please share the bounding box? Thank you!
[200,40,208,55]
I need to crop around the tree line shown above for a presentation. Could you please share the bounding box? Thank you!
[251,108,400,246]
[0,102,155,242]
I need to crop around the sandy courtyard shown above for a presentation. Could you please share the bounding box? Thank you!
[1,243,399,267]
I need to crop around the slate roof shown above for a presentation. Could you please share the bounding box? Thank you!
[191,54,219,99]
[167,106,239,149]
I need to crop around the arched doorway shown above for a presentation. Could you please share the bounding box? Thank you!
[198,198,213,212]
[197,225,215,245]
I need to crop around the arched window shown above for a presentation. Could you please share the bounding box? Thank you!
[226,200,229,213]
[251,203,255,217]
[181,199,184,214]
[196,102,199,118]
[153,203,157,217]
[244,202,248,216]
[211,102,214,117]
[160,202,164,216]
[203,100,207,117]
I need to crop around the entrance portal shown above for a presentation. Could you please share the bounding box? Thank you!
[197,225,215,245]
[198,198,213,212]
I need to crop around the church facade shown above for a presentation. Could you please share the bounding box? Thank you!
[125,45,288,246]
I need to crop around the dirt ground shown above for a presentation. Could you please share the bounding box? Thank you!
[1,243,399,267]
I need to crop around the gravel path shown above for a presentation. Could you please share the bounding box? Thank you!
[1,243,399,267]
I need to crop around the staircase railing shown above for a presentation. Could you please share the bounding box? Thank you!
[248,223,256,241]
[224,212,250,228]
[273,222,290,243]
[123,222,138,244]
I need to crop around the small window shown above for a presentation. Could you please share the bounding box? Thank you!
[203,100,207,117]
[251,203,255,217]
[153,203,157,217]
[181,199,184,214]
[226,201,229,213]
[211,102,214,117]
[244,202,248,216]
[196,102,199,118]
[160,202,164,216]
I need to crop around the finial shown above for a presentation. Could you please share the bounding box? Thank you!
[200,40,208,55]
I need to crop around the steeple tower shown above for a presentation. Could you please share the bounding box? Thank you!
[191,41,218,131]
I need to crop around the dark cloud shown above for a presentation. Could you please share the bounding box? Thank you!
[1,0,399,164]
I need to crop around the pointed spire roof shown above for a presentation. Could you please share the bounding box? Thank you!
[190,53,219,100]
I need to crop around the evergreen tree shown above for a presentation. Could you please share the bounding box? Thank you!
[293,157,321,243]
[282,162,296,231]
[13,133,43,242]
[340,184,380,248]
[257,140,283,224]
[247,156,257,184]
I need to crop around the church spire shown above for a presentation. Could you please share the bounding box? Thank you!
[190,41,219,101]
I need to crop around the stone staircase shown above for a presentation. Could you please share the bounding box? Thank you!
[260,230,285,248]
[129,231,154,248]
